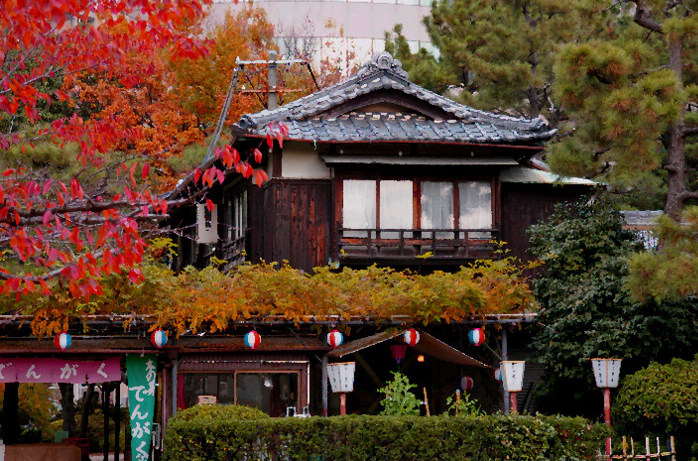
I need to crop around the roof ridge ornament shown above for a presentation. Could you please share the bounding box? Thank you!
[357,51,409,80]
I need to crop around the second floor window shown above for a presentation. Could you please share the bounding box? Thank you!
[342,179,492,239]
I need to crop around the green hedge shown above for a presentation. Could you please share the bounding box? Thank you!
[613,356,698,459]
[164,412,609,461]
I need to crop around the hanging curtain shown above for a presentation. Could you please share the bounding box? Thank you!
[421,181,454,239]
[343,180,376,237]
[459,181,492,239]
[380,180,413,239]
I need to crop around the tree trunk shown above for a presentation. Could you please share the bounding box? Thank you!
[2,382,20,444]
[664,39,687,221]
[59,383,76,437]
[79,384,95,438]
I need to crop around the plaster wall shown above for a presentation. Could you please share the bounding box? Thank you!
[282,142,332,178]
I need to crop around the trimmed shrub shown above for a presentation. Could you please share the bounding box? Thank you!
[164,413,608,461]
[613,357,698,459]
[170,404,268,423]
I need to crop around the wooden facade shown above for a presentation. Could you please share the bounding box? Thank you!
[159,51,596,427]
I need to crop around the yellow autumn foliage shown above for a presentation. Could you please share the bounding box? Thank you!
[1,256,538,336]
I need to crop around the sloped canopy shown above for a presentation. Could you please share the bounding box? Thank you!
[328,329,491,369]
[230,52,555,147]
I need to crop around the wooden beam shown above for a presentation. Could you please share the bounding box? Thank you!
[354,352,383,388]
[0,336,328,354]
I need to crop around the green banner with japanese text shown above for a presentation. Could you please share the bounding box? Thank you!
[127,354,157,461]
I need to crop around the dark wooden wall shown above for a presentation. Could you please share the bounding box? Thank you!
[500,184,590,261]
[248,179,333,273]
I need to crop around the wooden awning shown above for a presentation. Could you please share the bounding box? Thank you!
[328,329,491,369]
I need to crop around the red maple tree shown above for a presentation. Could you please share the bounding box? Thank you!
[0,0,278,300]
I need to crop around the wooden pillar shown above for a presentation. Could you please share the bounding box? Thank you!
[509,392,518,415]
[2,383,19,444]
[102,384,110,461]
[321,355,328,417]
[339,393,347,416]
[502,329,510,415]
[114,383,120,460]
[604,388,611,460]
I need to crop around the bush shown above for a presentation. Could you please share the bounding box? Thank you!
[170,403,268,423]
[164,413,609,461]
[378,371,422,416]
[613,357,698,460]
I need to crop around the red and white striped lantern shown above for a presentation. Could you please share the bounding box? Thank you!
[327,330,344,348]
[460,375,474,393]
[244,330,261,349]
[468,328,485,346]
[404,328,420,347]
[54,332,72,351]
[150,329,168,348]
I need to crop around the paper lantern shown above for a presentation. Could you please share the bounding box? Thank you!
[327,330,344,348]
[501,361,526,393]
[327,362,355,393]
[150,329,168,348]
[390,344,408,364]
[493,368,503,382]
[54,332,72,351]
[460,375,474,392]
[591,358,622,389]
[244,330,261,349]
[403,329,420,347]
[468,328,485,346]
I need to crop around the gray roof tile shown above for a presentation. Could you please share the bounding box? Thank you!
[230,52,555,149]
[242,114,556,144]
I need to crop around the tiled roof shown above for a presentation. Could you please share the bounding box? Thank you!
[500,167,598,185]
[231,52,555,144]
[249,112,556,144]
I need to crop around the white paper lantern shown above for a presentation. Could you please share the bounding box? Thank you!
[591,358,622,389]
[327,362,355,393]
[501,361,525,393]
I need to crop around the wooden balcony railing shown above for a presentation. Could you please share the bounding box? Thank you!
[219,234,246,268]
[337,228,499,262]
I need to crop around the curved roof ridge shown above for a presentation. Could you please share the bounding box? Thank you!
[234,51,551,137]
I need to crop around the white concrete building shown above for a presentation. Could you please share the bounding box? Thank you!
[207,0,435,67]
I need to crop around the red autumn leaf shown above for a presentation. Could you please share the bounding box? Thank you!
[42,210,52,225]
[141,163,150,179]
[206,198,215,212]
[253,148,263,163]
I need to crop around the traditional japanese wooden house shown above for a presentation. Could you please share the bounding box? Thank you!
[170,51,595,273]
[0,53,597,459]
[162,51,596,422]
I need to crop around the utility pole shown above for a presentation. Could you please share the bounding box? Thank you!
[268,50,278,110]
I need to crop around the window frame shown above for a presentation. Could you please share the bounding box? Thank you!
[336,172,499,238]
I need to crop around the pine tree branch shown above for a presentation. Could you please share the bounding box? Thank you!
[682,126,698,136]
[679,190,698,200]
[633,1,664,33]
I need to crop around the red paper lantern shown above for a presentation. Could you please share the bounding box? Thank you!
[244,330,261,349]
[404,329,420,347]
[468,328,485,346]
[390,344,408,364]
[327,330,344,348]
[460,375,474,393]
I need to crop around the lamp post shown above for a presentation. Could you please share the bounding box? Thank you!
[500,361,525,414]
[591,358,622,459]
[327,362,355,415]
